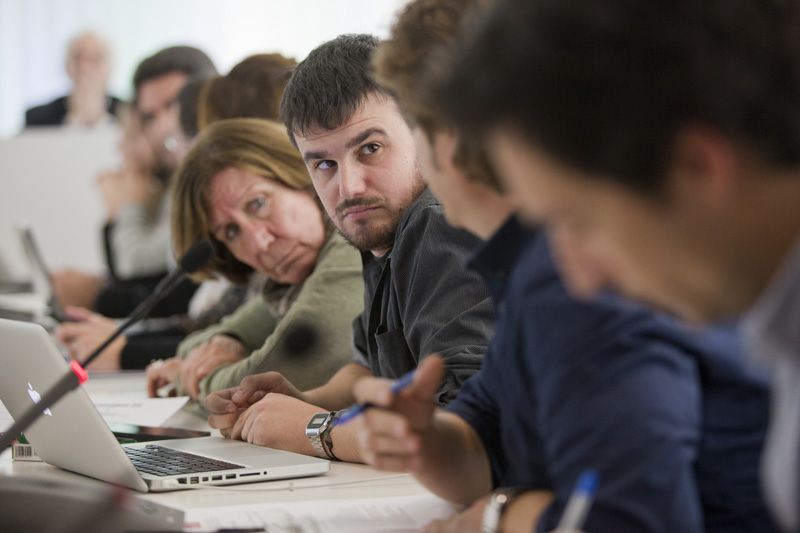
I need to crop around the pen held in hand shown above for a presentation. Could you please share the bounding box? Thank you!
[332,370,416,427]
[556,469,598,532]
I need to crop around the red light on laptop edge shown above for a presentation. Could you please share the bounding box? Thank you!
[69,360,89,384]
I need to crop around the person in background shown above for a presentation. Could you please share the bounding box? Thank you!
[198,53,295,128]
[109,45,217,280]
[431,0,800,530]
[55,77,239,370]
[143,53,299,389]
[52,46,216,318]
[56,53,302,373]
[201,34,493,464]
[148,118,364,402]
[25,31,122,128]
[349,1,776,531]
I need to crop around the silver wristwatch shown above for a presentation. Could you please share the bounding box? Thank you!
[482,488,522,533]
[305,411,336,459]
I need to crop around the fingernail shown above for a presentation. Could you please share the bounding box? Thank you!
[226,403,236,413]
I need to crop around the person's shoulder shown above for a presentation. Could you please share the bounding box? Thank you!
[394,189,481,257]
[397,189,442,232]
[25,96,68,126]
[314,231,363,272]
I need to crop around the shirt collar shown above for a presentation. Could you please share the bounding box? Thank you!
[742,232,800,363]
[468,215,538,302]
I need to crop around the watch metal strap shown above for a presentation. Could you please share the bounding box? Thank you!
[306,412,333,459]
[321,411,340,460]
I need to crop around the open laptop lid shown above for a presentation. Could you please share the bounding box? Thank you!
[0,319,330,493]
[0,319,147,492]
[17,224,68,322]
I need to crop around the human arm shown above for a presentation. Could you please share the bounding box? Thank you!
[422,491,553,533]
[179,335,247,399]
[177,295,278,359]
[353,355,492,502]
[391,201,494,404]
[204,362,371,439]
[54,306,125,370]
[196,238,363,399]
[169,296,276,397]
[51,270,105,309]
[117,331,185,370]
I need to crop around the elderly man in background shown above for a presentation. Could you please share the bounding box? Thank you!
[25,31,122,127]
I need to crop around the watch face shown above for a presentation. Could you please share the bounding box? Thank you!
[308,414,328,429]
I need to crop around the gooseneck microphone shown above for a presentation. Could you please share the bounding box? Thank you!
[0,239,214,454]
[80,239,214,368]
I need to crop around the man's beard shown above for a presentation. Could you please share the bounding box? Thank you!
[152,138,181,184]
[335,173,426,253]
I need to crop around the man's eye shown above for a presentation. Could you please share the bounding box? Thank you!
[316,160,336,171]
[360,143,380,155]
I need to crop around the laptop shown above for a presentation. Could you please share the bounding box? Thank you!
[0,319,330,492]
[17,224,68,322]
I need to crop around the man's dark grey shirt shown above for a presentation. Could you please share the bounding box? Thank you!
[351,189,494,405]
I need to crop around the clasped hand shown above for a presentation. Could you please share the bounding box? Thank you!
[205,372,315,451]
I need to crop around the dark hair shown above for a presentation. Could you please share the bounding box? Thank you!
[199,53,296,129]
[177,76,210,138]
[133,46,217,103]
[374,0,499,191]
[432,0,800,194]
[279,34,389,145]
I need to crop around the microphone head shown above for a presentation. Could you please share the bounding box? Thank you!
[179,239,214,273]
[282,320,318,357]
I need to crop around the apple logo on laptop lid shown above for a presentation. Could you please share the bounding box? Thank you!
[27,382,52,417]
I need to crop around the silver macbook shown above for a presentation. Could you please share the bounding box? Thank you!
[0,319,330,492]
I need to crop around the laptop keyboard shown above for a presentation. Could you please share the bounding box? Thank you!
[124,444,245,477]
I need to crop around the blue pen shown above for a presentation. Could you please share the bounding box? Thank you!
[556,470,598,532]
[332,369,416,426]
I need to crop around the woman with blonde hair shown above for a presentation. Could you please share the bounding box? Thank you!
[146,118,363,401]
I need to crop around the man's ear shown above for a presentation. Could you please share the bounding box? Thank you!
[666,127,741,210]
[433,129,469,185]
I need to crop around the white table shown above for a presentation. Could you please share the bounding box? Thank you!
[1,371,455,531]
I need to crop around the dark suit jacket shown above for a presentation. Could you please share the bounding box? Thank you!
[25,95,122,127]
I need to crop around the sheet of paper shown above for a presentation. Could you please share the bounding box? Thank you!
[184,493,458,532]
[87,393,189,427]
[0,393,188,431]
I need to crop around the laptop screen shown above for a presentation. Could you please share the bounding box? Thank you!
[17,225,68,322]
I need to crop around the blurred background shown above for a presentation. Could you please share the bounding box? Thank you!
[0,0,406,287]
[0,0,407,137]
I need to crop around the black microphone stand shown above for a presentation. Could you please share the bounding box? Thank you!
[0,239,212,454]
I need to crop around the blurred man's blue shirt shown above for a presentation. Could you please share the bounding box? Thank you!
[448,216,775,532]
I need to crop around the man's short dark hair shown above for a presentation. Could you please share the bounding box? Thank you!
[280,34,389,145]
[177,75,210,139]
[133,46,217,102]
[431,0,800,194]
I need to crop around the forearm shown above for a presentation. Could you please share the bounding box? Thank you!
[304,363,372,410]
[415,411,492,505]
[177,298,276,359]
[500,491,554,533]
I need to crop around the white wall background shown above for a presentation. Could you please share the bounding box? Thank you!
[0,0,409,137]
